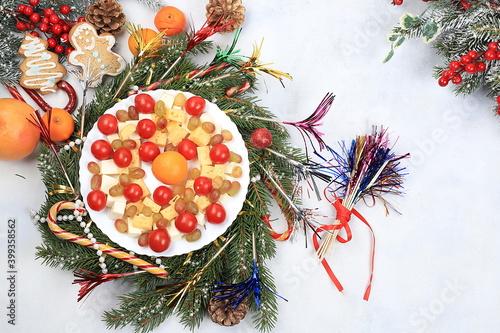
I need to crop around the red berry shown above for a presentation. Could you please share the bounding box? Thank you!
[23,6,34,16]
[15,21,26,31]
[488,42,499,51]
[43,8,54,17]
[438,77,449,87]
[77,17,86,22]
[29,0,40,6]
[497,106,500,116]
[467,50,478,59]
[60,5,71,15]
[17,4,26,13]
[62,24,70,32]
[442,70,455,79]
[452,75,462,85]
[477,62,486,72]
[65,47,74,55]
[465,63,476,73]
[393,0,403,4]
[449,61,461,71]
[485,50,496,61]
[60,33,69,43]
[460,55,472,64]
[54,45,64,54]
[496,96,500,104]
[51,23,62,35]
[47,37,57,48]
[31,31,39,37]
[29,13,40,23]
[41,16,49,24]
[38,23,49,32]
[496,51,500,60]
[49,13,60,24]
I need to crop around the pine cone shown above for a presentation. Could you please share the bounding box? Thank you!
[86,0,126,35]
[208,290,248,326]
[206,0,246,34]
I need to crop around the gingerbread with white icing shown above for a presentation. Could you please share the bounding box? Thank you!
[68,22,126,87]
[18,32,67,95]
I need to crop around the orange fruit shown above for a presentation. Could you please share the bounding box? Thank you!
[127,28,160,56]
[152,151,188,185]
[42,108,75,142]
[0,98,40,161]
[154,6,186,36]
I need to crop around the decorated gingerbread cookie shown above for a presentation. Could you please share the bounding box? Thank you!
[18,32,67,95]
[68,22,126,87]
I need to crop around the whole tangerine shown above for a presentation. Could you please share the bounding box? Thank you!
[154,6,186,37]
[152,151,188,185]
[42,108,75,142]
[0,98,40,161]
[127,28,160,56]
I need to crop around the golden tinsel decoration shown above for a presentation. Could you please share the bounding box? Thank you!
[206,0,246,34]
[86,0,126,35]
[207,290,248,326]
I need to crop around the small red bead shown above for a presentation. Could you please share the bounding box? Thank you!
[496,96,500,104]
[41,16,49,24]
[43,8,54,17]
[29,13,40,23]
[15,21,26,31]
[17,4,26,13]
[62,24,70,32]
[60,33,69,43]
[467,50,478,59]
[23,6,34,16]
[438,77,449,87]
[30,31,39,37]
[54,45,64,54]
[497,106,500,116]
[485,50,496,61]
[442,70,455,79]
[51,23,63,35]
[49,13,60,24]
[393,0,403,5]
[77,17,86,22]
[38,23,49,32]
[496,51,500,60]
[60,5,71,15]
[47,37,57,48]
[65,46,74,55]
[449,61,461,71]
[29,0,40,6]
[477,62,486,72]
[465,63,476,73]
[460,55,472,64]
[488,42,499,51]
[452,75,462,85]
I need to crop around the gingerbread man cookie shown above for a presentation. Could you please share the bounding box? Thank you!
[68,22,126,87]
[18,32,67,95]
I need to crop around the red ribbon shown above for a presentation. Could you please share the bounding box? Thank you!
[313,192,376,301]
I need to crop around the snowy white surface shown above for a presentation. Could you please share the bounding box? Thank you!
[1,1,499,333]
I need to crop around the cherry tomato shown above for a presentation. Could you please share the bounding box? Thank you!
[139,141,160,162]
[209,144,230,164]
[206,203,226,224]
[175,212,198,234]
[91,139,113,160]
[177,139,197,160]
[148,229,171,252]
[134,94,155,114]
[87,190,107,211]
[123,183,143,202]
[136,119,156,139]
[185,96,206,116]
[153,186,173,206]
[113,147,132,168]
[97,114,118,135]
[193,176,212,196]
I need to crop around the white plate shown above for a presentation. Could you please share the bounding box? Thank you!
[79,89,250,257]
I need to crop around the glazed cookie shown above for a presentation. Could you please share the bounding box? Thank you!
[18,32,67,95]
[68,22,126,87]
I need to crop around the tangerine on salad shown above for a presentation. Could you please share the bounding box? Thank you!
[152,151,188,185]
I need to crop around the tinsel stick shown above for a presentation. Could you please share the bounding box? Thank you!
[4,82,26,102]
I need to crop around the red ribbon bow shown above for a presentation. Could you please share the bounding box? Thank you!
[313,191,376,301]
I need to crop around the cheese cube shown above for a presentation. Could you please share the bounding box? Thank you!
[127,218,144,237]
[201,165,216,178]
[185,179,194,190]
[129,149,141,169]
[138,113,152,120]
[160,92,175,108]
[132,214,153,230]
[107,133,120,143]
[196,212,205,226]
[132,178,150,198]
[214,164,225,178]
[106,195,125,208]
[188,127,210,147]
[166,120,181,132]
[167,108,186,123]
[168,125,188,146]
[109,199,127,221]
[119,123,136,140]
[196,195,211,211]
[100,159,120,175]
[126,201,144,215]
[150,131,168,147]
[100,174,118,194]
[160,205,178,220]
[167,224,182,242]
[197,146,211,166]
[142,196,161,213]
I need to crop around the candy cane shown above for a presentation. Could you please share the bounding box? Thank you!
[47,201,168,278]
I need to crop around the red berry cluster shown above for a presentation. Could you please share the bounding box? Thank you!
[392,0,430,5]
[438,42,500,87]
[14,0,85,55]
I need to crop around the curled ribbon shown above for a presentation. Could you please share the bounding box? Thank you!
[313,191,376,301]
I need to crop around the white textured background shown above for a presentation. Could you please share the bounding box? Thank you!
[1,1,499,332]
